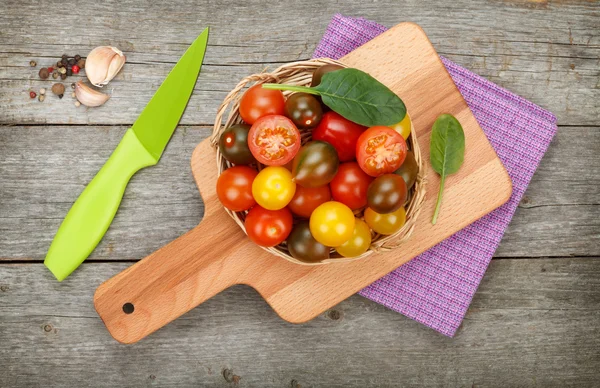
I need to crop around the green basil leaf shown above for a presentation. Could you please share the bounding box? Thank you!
[429,114,465,224]
[314,68,406,127]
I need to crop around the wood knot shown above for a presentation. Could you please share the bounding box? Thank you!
[222,368,241,384]
[328,309,342,320]
[0,285,8,292]
[291,379,302,388]
[43,324,53,332]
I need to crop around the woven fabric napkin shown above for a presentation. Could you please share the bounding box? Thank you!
[314,14,558,337]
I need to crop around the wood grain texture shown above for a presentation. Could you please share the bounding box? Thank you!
[1,125,598,261]
[93,23,512,343]
[2,259,600,387]
[1,0,599,384]
[0,0,598,126]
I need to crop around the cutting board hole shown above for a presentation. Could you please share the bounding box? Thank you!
[122,302,135,314]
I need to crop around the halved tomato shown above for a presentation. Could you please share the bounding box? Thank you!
[356,126,407,177]
[248,115,301,166]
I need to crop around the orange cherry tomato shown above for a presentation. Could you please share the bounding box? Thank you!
[248,115,301,166]
[245,206,293,247]
[216,166,258,212]
[239,84,285,125]
[356,126,407,177]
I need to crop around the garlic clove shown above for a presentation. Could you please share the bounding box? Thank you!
[75,81,110,107]
[85,46,126,87]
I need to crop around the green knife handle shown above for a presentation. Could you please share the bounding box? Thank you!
[45,128,157,281]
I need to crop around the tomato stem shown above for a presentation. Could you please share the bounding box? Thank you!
[431,174,445,225]
[262,83,320,95]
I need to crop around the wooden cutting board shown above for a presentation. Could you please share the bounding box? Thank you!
[94,22,512,343]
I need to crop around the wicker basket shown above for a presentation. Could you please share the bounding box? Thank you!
[210,58,426,265]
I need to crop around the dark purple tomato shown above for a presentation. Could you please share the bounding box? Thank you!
[292,141,339,188]
[218,124,254,165]
[367,174,407,214]
[393,151,418,189]
[284,93,323,129]
[286,222,330,263]
[311,64,344,87]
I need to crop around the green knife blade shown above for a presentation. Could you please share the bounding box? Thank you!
[44,28,209,281]
[133,28,209,160]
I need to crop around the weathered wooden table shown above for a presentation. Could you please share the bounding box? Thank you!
[1,1,599,386]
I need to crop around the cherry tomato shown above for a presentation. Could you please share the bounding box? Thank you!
[287,222,330,262]
[288,185,331,218]
[335,218,372,258]
[356,126,407,177]
[329,162,373,210]
[218,124,254,165]
[367,174,407,214]
[312,112,366,162]
[284,93,323,129]
[245,205,293,247]
[311,64,344,87]
[389,113,412,140]
[248,115,301,166]
[292,141,339,188]
[252,166,296,210]
[364,207,406,235]
[239,84,285,125]
[216,166,258,212]
[309,201,355,247]
[393,151,418,189]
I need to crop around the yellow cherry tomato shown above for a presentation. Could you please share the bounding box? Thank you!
[389,114,411,140]
[252,166,296,210]
[309,201,355,246]
[335,218,372,258]
[364,207,406,235]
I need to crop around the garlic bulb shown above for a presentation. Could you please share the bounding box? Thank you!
[85,46,126,87]
[75,81,110,107]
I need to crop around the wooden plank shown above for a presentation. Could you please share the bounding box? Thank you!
[1,258,599,386]
[0,0,598,126]
[1,125,598,261]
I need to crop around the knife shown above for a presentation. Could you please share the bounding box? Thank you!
[45,28,209,281]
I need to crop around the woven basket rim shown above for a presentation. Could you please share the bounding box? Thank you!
[211,58,426,266]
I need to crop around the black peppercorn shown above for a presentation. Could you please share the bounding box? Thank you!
[74,54,81,61]
[67,68,72,76]
[57,61,64,68]
[60,73,67,80]
[77,59,85,69]
[68,58,75,66]
[61,58,68,66]
[62,54,68,60]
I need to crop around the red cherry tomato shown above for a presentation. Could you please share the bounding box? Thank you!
[216,166,258,212]
[329,162,373,210]
[312,111,366,162]
[248,115,301,166]
[288,185,331,218]
[356,126,407,177]
[245,206,293,247]
[239,84,285,125]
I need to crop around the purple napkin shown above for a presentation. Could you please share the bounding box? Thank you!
[314,14,558,337]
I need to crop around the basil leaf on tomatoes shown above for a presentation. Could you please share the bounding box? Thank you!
[262,68,406,127]
[429,114,465,225]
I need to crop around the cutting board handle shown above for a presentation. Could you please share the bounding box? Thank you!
[93,207,251,344]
